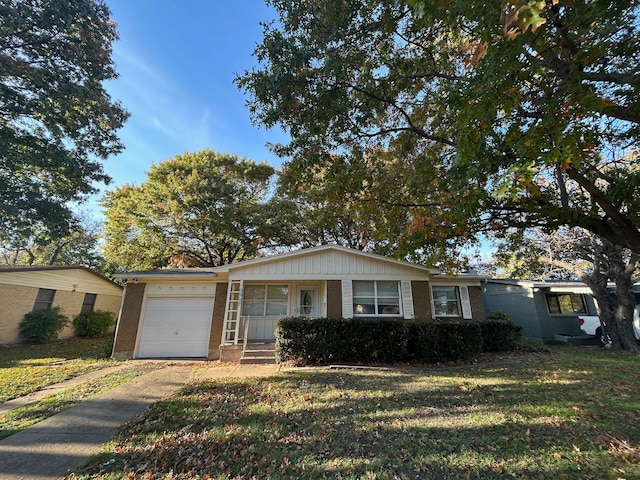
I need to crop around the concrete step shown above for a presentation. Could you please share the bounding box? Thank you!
[240,344,276,364]
[239,355,276,365]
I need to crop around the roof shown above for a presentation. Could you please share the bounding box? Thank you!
[211,244,442,274]
[0,265,122,289]
[114,268,217,280]
[486,278,592,294]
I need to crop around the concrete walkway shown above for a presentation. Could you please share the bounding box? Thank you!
[0,362,280,480]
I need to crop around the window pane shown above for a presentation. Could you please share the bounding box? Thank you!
[81,293,97,314]
[267,285,288,300]
[377,281,399,297]
[244,285,265,301]
[569,295,586,313]
[353,281,375,296]
[243,301,264,316]
[353,299,376,315]
[33,288,55,311]
[266,301,288,316]
[433,286,457,300]
[546,295,561,314]
[378,300,400,315]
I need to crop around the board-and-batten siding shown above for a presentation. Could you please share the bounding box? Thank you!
[0,270,122,296]
[229,249,421,279]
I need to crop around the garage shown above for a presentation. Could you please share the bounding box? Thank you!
[137,296,214,358]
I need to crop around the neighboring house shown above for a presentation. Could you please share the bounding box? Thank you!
[0,266,124,344]
[112,245,486,361]
[482,279,599,342]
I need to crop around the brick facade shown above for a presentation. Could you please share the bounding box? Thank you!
[112,283,146,360]
[411,280,432,320]
[468,286,486,321]
[209,282,228,359]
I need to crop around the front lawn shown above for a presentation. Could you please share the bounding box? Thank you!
[0,335,115,402]
[70,346,640,480]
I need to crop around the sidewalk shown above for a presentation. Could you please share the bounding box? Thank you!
[0,362,280,480]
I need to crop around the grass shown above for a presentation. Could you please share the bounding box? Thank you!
[0,363,161,440]
[69,345,640,480]
[0,335,115,402]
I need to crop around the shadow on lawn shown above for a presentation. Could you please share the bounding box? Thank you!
[74,360,640,480]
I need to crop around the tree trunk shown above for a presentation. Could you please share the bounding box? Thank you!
[612,277,640,354]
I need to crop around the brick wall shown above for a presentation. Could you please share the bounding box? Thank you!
[208,282,227,359]
[112,283,146,360]
[411,281,432,320]
[326,280,342,317]
[0,285,37,344]
[468,286,486,321]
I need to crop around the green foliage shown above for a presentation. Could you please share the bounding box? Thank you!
[408,321,483,363]
[275,317,512,365]
[485,310,513,322]
[73,310,115,338]
[19,307,70,344]
[276,317,409,364]
[0,0,129,242]
[101,150,298,270]
[237,0,640,257]
[479,320,523,353]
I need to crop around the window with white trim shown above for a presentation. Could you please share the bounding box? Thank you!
[432,286,460,317]
[242,284,289,317]
[352,281,401,316]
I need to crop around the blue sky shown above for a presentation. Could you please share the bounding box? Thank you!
[89,1,286,213]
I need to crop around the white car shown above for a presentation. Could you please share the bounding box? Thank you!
[578,306,640,343]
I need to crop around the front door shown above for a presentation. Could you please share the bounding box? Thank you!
[298,287,318,317]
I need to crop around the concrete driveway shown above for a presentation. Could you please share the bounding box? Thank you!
[0,363,280,480]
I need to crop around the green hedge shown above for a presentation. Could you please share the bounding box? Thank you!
[276,317,409,364]
[408,321,483,363]
[276,317,516,365]
[480,320,522,352]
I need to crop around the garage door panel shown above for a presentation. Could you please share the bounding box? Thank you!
[137,296,214,358]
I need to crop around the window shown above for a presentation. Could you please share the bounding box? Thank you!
[545,293,587,314]
[432,286,460,316]
[242,284,288,317]
[81,293,97,313]
[353,281,401,316]
[33,288,55,311]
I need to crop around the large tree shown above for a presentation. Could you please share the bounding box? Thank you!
[236,0,640,253]
[101,150,297,271]
[0,211,103,268]
[0,0,128,241]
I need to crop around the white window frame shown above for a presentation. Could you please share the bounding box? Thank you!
[431,286,462,317]
[352,280,402,317]
[242,284,289,317]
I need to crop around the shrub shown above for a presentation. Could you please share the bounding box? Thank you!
[276,317,409,365]
[19,307,69,343]
[480,315,523,353]
[276,317,485,365]
[73,310,115,337]
[408,321,483,363]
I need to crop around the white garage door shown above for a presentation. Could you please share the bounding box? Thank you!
[137,297,214,358]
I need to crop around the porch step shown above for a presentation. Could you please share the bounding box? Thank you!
[240,343,276,365]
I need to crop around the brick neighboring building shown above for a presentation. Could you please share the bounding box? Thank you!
[0,266,122,344]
